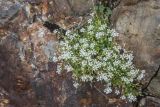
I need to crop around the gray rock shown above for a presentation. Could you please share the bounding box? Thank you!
[112,0,160,87]
[0,4,21,27]
[49,0,95,16]
[138,96,160,107]
[22,0,95,26]
[148,77,160,97]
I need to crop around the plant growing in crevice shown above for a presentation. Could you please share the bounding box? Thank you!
[52,5,145,102]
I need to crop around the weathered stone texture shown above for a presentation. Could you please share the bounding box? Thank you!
[0,0,160,106]
[112,0,160,106]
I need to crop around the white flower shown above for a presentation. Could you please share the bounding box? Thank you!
[113,60,120,66]
[125,60,133,66]
[107,72,113,78]
[96,73,109,82]
[104,87,112,94]
[127,69,139,77]
[108,65,114,71]
[80,28,85,32]
[121,77,131,84]
[65,30,71,36]
[127,93,137,102]
[74,44,79,49]
[102,56,108,61]
[71,56,78,63]
[67,34,75,40]
[137,70,145,80]
[64,65,73,72]
[37,28,46,38]
[61,51,72,59]
[120,95,126,100]
[88,25,94,31]
[88,18,92,24]
[31,63,36,68]
[121,64,127,70]
[82,60,87,67]
[90,12,95,17]
[88,31,94,35]
[115,90,120,95]
[82,43,89,48]
[90,43,95,49]
[108,37,112,41]
[79,38,87,44]
[73,82,79,88]
[81,75,93,82]
[53,29,58,34]
[92,61,102,71]
[19,54,25,61]
[95,32,105,39]
[52,56,58,62]
[99,24,106,30]
[80,49,87,57]
[59,41,65,46]
[111,29,119,37]
[126,54,134,61]
[56,65,62,74]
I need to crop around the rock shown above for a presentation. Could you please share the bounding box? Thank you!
[112,0,160,89]
[148,66,160,98]
[0,36,37,107]
[1,0,160,106]
[0,4,21,27]
[0,0,14,10]
[138,96,160,107]
[25,0,43,4]
[24,0,95,23]
[0,1,28,35]
[19,22,58,72]
[121,0,139,6]
[0,87,10,107]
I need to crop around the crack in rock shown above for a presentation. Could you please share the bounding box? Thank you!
[135,65,160,107]
[143,65,160,92]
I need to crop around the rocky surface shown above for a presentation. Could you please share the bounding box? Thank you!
[0,0,160,107]
[0,0,133,107]
[112,0,160,106]
[22,0,95,25]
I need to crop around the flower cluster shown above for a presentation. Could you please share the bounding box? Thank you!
[53,9,145,102]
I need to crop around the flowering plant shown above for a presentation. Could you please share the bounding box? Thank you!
[53,6,145,102]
